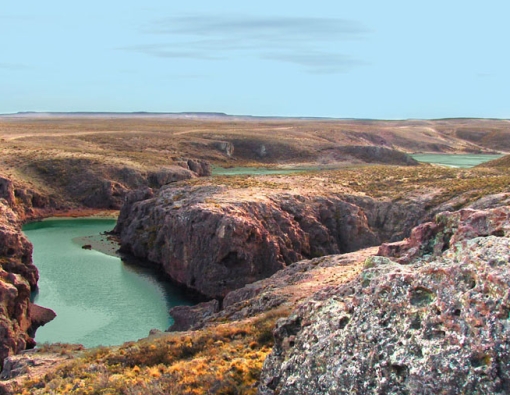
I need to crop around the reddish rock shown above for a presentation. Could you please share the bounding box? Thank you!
[259,205,510,394]
[115,185,423,299]
[0,178,15,207]
[0,201,55,368]
[27,304,56,337]
[148,167,195,188]
[186,159,212,176]
[379,206,510,263]
[168,300,220,332]
[82,180,129,209]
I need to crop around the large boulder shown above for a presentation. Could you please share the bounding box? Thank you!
[147,166,195,188]
[259,206,510,394]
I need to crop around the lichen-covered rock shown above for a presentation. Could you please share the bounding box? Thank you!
[115,185,420,299]
[259,206,510,394]
[378,206,510,264]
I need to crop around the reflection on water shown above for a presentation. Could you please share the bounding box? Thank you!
[23,219,193,348]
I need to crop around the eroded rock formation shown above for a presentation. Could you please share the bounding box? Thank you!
[26,157,212,210]
[115,185,424,299]
[0,199,55,368]
[259,206,510,394]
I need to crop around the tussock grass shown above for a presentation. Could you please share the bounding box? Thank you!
[14,308,288,395]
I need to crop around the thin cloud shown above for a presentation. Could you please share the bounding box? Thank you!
[117,43,226,60]
[121,14,369,74]
[0,63,30,71]
[146,15,367,40]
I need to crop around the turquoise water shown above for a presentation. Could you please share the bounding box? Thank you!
[411,153,503,168]
[212,166,308,176]
[23,219,192,348]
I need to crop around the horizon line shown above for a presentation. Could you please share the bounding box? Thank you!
[0,111,508,122]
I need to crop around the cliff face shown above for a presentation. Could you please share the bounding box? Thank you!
[259,206,510,394]
[115,185,424,299]
[0,197,55,368]
[25,158,211,210]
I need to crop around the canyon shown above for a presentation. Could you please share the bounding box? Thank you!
[1,114,510,393]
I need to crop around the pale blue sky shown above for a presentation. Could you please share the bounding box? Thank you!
[1,1,509,118]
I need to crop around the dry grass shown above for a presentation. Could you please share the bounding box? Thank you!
[1,117,509,171]
[181,164,510,211]
[1,116,509,211]
[477,154,510,168]
[12,309,288,395]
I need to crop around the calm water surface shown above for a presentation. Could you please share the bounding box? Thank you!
[411,153,503,168]
[212,166,307,176]
[23,219,193,348]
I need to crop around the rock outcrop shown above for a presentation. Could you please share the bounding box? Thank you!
[0,176,57,220]
[259,206,510,394]
[0,178,15,207]
[168,248,376,332]
[327,145,420,166]
[211,141,234,157]
[0,200,55,368]
[168,300,220,332]
[26,157,211,210]
[115,185,424,299]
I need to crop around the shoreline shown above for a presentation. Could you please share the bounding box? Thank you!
[25,209,120,223]
[42,209,119,220]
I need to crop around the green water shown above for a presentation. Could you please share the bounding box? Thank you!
[411,153,503,168]
[23,219,192,348]
[212,166,308,176]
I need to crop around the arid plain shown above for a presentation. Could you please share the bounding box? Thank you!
[1,114,510,394]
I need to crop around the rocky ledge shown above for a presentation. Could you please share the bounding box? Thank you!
[114,183,425,299]
[258,206,510,394]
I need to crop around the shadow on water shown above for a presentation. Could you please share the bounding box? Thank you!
[118,251,208,304]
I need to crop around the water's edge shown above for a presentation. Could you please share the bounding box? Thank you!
[23,218,195,348]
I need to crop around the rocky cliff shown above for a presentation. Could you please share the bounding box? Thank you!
[26,158,211,210]
[0,195,55,368]
[258,206,510,394]
[115,184,425,299]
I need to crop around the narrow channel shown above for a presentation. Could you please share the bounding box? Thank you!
[23,218,193,348]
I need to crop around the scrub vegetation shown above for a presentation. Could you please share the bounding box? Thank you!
[12,309,287,395]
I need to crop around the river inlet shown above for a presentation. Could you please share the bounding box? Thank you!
[23,218,193,348]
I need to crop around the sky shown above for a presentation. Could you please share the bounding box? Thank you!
[1,1,509,119]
